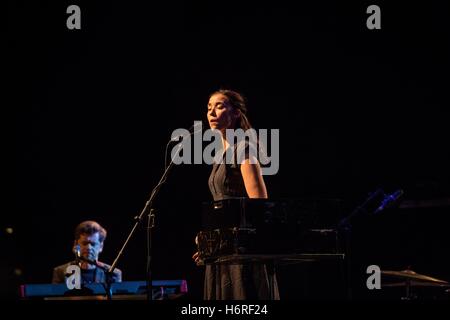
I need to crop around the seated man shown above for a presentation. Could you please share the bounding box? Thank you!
[52,220,122,284]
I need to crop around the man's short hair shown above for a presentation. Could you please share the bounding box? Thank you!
[74,221,107,243]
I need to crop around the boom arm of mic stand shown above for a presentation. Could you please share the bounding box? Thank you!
[337,188,385,231]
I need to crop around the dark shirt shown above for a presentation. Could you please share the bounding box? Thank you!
[81,268,96,284]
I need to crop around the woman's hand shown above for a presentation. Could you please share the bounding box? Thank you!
[192,235,203,266]
[192,251,202,265]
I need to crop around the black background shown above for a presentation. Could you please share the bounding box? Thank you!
[6,0,450,300]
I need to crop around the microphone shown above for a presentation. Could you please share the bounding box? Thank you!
[73,244,100,267]
[74,244,81,263]
[165,121,203,169]
[374,189,404,214]
[170,123,203,142]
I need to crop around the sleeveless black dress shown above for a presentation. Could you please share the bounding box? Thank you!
[204,144,280,300]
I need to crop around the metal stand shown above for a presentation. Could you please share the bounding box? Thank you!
[107,139,185,301]
[337,188,386,301]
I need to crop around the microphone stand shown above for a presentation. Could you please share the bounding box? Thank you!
[337,188,405,300]
[337,188,385,300]
[107,140,185,301]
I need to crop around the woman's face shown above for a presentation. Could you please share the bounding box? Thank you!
[207,93,238,131]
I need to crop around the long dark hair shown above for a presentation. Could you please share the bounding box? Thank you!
[209,89,252,131]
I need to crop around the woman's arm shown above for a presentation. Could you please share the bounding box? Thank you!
[240,156,268,198]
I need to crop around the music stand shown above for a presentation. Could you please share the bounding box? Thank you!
[210,253,346,300]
